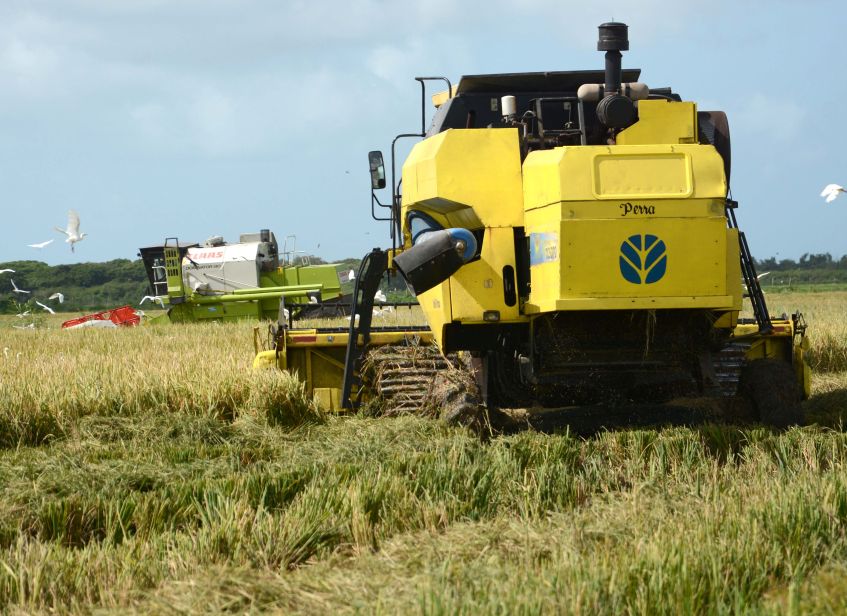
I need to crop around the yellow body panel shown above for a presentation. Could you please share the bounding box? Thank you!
[724,229,743,311]
[402,128,530,348]
[402,128,525,229]
[450,227,524,324]
[418,281,453,350]
[523,143,726,209]
[616,100,698,145]
[524,212,730,310]
[520,139,740,313]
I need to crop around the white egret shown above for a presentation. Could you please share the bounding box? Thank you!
[27,240,54,249]
[49,292,65,303]
[35,300,55,314]
[10,279,30,294]
[348,269,356,281]
[140,295,165,308]
[55,209,87,252]
[374,289,387,303]
[0,269,14,274]
[13,323,35,330]
[16,310,31,318]
[821,184,846,204]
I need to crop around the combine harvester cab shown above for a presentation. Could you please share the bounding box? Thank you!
[138,230,346,323]
[259,22,810,427]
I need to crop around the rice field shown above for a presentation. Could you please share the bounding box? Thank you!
[1,293,847,614]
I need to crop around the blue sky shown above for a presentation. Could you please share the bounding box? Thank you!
[1,0,844,266]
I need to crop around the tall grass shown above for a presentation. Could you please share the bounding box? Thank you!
[0,319,324,447]
[764,291,847,372]
[0,293,846,613]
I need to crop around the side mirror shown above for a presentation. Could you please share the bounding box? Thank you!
[368,150,386,190]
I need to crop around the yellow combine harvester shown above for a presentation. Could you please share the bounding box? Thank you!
[256,22,810,427]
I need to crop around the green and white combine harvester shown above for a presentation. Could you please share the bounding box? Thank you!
[138,230,347,323]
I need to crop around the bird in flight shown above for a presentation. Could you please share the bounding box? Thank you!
[16,310,31,318]
[35,300,55,314]
[13,323,35,330]
[821,184,846,204]
[28,240,54,249]
[10,279,30,294]
[0,269,14,274]
[140,295,165,307]
[55,209,87,252]
[49,292,65,303]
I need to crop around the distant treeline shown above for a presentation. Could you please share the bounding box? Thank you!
[751,253,847,286]
[0,259,149,314]
[753,253,847,271]
[3,251,846,314]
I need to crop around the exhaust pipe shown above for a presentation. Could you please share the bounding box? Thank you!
[598,22,628,95]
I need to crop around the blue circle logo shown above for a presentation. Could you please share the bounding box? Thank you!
[620,234,667,284]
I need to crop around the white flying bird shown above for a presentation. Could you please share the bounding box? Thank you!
[49,292,64,303]
[28,239,54,249]
[35,300,55,314]
[0,269,14,274]
[348,269,356,281]
[10,279,30,294]
[374,289,387,303]
[821,184,846,204]
[55,209,87,252]
[140,295,165,307]
[16,310,30,318]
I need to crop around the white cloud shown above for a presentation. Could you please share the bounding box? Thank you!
[0,37,58,88]
[126,66,371,157]
[729,93,806,142]
[190,88,238,156]
[367,40,426,83]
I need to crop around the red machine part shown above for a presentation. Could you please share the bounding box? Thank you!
[61,305,141,329]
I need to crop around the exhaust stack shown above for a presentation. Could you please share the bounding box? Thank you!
[598,22,629,95]
[591,21,637,129]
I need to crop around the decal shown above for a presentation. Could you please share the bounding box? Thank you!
[619,202,656,217]
[530,232,559,266]
[619,234,667,284]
